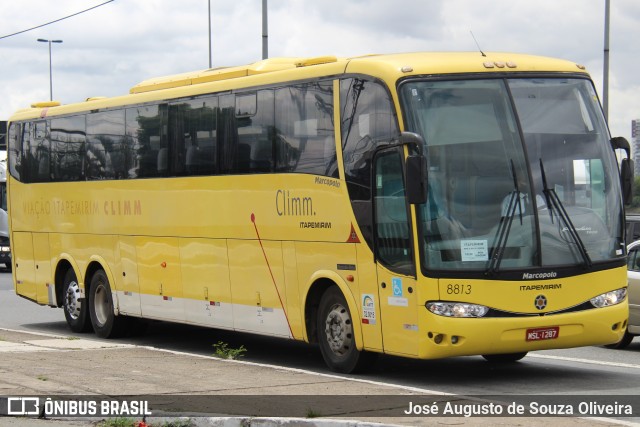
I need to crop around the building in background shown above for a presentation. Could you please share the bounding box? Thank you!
[0,121,6,150]
[634,120,640,175]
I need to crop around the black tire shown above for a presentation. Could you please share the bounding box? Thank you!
[482,352,528,363]
[317,286,375,373]
[604,330,635,349]
[88,270,127,338]
[62,269,92,333]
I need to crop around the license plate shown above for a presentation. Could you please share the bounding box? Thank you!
[526,326,559,341]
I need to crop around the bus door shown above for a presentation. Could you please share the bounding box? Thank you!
[373,148,419,356]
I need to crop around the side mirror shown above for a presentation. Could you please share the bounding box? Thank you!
[406,154,427,205]
[621,158,634,206]
[611,136,634,205]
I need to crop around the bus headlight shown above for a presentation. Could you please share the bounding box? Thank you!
[590,288,627,308]
[426,301,489,318]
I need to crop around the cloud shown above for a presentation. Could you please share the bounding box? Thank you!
[0,0,637,142]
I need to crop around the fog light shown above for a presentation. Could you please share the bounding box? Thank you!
[451,336,459,344]
[434,334,443,344]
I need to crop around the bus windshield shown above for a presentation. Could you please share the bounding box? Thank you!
[400,77,624,273]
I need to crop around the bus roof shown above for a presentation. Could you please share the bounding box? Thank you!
[10,51,588,121]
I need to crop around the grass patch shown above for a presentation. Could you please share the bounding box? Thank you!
[306,408,322,418]
[212,341,247,360]
[96,418,136,427]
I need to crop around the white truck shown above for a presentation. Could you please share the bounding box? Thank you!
[0,121,10,270]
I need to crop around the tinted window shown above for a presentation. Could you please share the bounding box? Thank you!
[26,121,51,183]
[236,90,274,173]
[341,78,398,200]
[86,110,126,180]
[169,97,218,176]
[275,81,337,177]
[126,105,165,178]
[51,116,86,181]
[218,94,237,174]
[8,123,22,181]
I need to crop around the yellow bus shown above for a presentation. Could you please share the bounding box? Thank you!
[7,52,633,373]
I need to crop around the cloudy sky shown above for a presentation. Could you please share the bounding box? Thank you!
[0,0,638,142]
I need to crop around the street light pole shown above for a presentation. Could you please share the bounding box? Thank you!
[262,0,268,59]
[37,38,63,101]
[208,0,212,68]
[603,0,610,121]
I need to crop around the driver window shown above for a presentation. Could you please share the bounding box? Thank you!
[374,150,412,272]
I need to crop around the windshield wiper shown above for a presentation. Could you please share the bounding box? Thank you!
[539,159,592,268]
[486,160,522,276]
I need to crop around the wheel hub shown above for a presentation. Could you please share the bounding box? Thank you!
[324,303,353,355]
[65,281,81,319]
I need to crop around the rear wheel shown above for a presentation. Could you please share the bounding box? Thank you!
[62,269,91,332]
[604,330,635,349]
[317,286,375,373]
[482,352,528,363]
[88,270,127,338]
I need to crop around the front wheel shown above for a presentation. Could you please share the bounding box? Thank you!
[62,269,92,333]
[88,270,126,338]
[482,352,528,363]
[317,286,375,373]
[604,330,635,349]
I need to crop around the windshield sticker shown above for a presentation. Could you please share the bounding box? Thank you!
[362,294,376,325]
[461,240,488,261]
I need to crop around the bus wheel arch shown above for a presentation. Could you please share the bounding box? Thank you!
[305,279,373,373]
[304,277,363,346]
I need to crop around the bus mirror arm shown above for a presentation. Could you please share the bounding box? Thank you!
[400,131,425,155]
[611,136,634,205]
[611,136,630,157]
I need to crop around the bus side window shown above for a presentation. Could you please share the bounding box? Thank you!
[341,78,398,201]
[275,81,337,177]
[8,123,22,181]
[25,121,51,183]
[86,110,125,180]
[237,90,274,174]
[126,105,164,178]
[50,116,86,182]
[182,97,218,176]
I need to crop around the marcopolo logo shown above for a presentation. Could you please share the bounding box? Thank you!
[522,271,558,280]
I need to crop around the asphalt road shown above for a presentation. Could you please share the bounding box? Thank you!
[2,270,640,424]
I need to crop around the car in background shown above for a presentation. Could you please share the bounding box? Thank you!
[607,240,640,349]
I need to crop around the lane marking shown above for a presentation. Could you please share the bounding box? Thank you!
[529,353,640,370]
